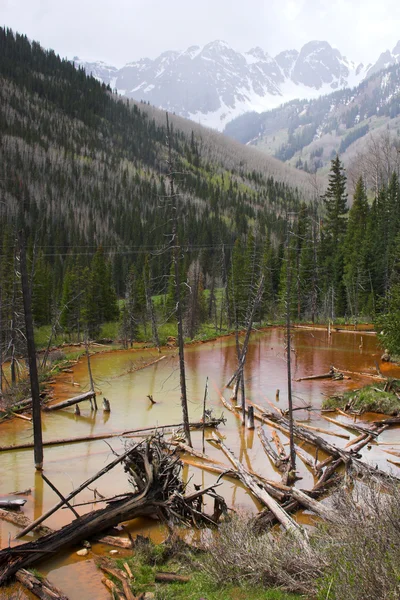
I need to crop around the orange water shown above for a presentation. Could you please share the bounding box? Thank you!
[1,328,400,599]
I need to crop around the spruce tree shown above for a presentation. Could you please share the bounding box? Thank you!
[320,155,348,317]
[343,177,369,319]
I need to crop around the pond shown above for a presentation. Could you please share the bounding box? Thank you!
[1,327,399,599]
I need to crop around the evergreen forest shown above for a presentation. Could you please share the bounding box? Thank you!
[1,27,400,357]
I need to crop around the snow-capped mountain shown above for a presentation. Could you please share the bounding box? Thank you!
[366,41,400,78]
[75,40,398,131]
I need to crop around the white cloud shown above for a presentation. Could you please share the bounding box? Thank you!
[1,0,400,66]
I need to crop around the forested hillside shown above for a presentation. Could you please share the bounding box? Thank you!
[1,27,400,358]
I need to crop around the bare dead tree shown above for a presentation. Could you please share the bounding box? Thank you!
[166,113,192,447]
[18,230,43,471]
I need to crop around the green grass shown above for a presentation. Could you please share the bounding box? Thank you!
[153,575,300,600]
[322,383,400,415]
[106,541,301,600]
[34,325,71,349]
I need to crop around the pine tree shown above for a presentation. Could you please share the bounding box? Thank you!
[343,177,369,319]
[320,155,348,317]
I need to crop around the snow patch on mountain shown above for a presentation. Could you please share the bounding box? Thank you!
[75,39,400,132]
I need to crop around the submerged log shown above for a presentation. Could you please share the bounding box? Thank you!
[0,417,225,453]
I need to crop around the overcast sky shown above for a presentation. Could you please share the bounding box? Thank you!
[2,0,400,66]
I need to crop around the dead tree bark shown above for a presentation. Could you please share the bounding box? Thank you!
[85,335,97,410]
[166,113,191,447]
[226,275,265,391]
[285,216,296,474]
[144,266,160,351]
[18,230,43,471]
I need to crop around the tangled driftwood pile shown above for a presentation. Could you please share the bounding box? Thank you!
[0,436,226,589]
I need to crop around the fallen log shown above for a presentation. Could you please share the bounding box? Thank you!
[295,446,318,474]
[16,568,69,600]
[257,427,286,471]
[321,415,379,438]
[295,422,350,440]
[176,445,287,497]
[212,434,308,547]
[289,487,338,522]
[249,402,350,462]
[155,572,191,583]
[44,391,96,412]
[271,430,288,460]
[110,355,166,380]
[0,438,226,583]
[0,509,53,536]
[10,412,32,422]
[102,577,124,600]
[0,418,225,453]
[0,507,133,549]
[296,370,338,381]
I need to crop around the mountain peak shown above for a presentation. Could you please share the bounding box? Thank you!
[203,40,232,52]
[75,39,383,131]
[393,40,400,57]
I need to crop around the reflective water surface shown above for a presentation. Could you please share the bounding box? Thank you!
[1,327,400,599]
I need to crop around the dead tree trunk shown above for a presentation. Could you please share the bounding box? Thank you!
[18,230,43,471]
[144,266,160,351]
[166,113,191,447]
[226,275,265,390]
[85,335,97,410]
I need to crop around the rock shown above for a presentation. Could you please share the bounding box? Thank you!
[76,548,88,556]
[82,540,91,548]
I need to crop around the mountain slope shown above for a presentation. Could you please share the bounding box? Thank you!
[224,61,400,177]
[76,39,370,131]
[0,27,312,296]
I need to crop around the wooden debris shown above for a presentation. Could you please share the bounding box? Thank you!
[44,391,96,412]
[212,434,308,547]
[155,572,191,583]
[97,558,135,600]
[0,438,226,584]
[123,562,133,579]
[296,366,346,382]
[16,568,69,600]
[290,487,338,522]
[257,427,286,471]
[0,417,225,453]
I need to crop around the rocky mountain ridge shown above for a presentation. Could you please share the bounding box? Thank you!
[74,39,400,130]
